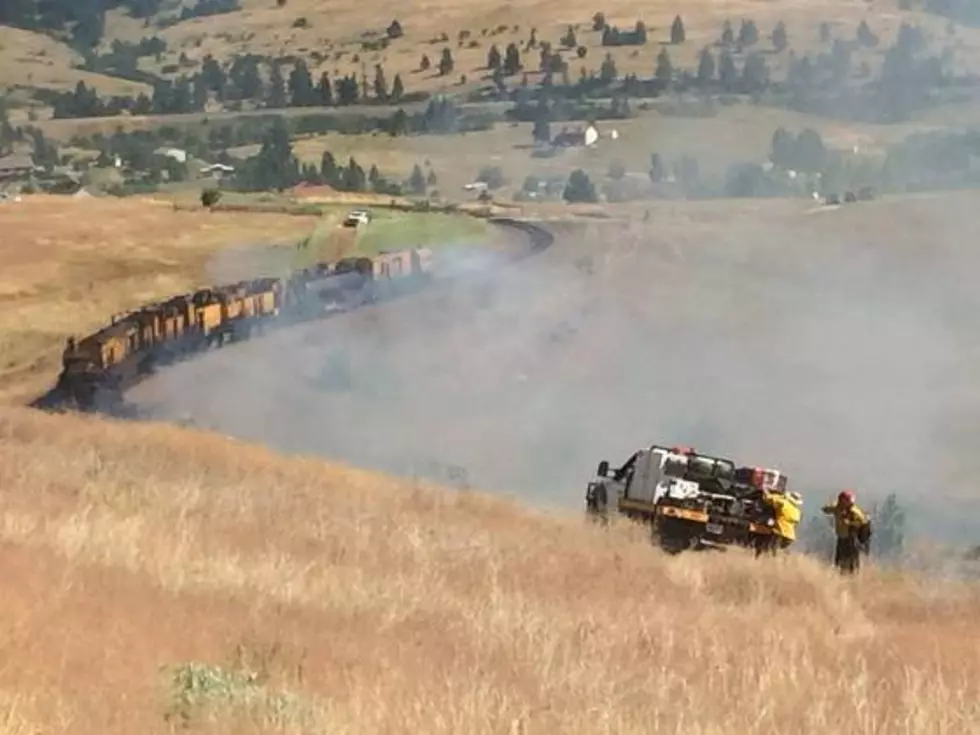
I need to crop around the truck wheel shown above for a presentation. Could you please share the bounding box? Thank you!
[585,482,608,523]
[658,533,692,555]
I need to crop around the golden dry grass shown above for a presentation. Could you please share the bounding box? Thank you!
[0,25,152,102]
[0,194,317,405]
[1,402,979,733]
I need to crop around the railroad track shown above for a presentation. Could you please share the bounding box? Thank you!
[28,215,555,418]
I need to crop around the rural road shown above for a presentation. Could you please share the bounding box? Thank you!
[126,196,980,537]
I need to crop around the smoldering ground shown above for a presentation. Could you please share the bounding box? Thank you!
[127,195,980,539]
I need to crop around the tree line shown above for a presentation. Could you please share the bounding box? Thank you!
[47,54,421,120]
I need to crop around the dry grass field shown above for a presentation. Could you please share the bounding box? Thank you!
[0,26,151,107]
[1,403,979,733]
[0,194,317,405]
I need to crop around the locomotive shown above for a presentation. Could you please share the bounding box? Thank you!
[53,246,435,412]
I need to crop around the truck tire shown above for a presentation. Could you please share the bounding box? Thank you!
[654,517,697,555]
[585,482,609,525]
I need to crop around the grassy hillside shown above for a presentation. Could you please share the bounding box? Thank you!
[108,0,980,97]
[0,402,978,733]
[0,26,151,107]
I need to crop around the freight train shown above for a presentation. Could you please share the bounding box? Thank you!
[34,217,553,414]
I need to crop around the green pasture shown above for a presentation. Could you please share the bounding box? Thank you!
[289,209,493,270]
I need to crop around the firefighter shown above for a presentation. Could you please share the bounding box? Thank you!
[821,489,871,574]
[756,489,803,556]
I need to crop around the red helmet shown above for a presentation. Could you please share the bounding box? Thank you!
[838,489,855,505]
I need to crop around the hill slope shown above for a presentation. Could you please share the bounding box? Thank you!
[1,403,979,733]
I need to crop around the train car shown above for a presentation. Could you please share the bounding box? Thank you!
[212,277,282,342]
[285,257,375,314]
[58,314,144,411]
[189,287,226,347]
[369,247,435,300]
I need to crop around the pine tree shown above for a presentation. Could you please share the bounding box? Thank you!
[599,52,617,82]
[267,62,286,108]
[739,19,759,46]
[563,169,598,202]
[487,44,502,70]
[342,156,366,191]
[248,117,299,191]
[721,20,734,45]
[697,48,716,84]
[655,47,673,83]
[772,21,788,52]
[670,15,685,44]
[390,74,404,102]
[408,163,426,194]
[438,47,454,76]
[503,42,522,75]
[870,494,906,560]
[532,100,551,143]
[288,59,314,106]
[373,64,388,101]
[561,25,577,48]
[321,150,339,185]
[718,50,738,90]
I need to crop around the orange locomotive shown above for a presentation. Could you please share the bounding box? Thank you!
[54,247,435,412]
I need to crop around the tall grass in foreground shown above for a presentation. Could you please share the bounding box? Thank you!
[0,405,979,733]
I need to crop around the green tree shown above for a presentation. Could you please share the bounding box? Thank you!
[599,52,617,83]
[739,19,759,46]
[288,59,315,106]
[718,49,738,90]
[390,73,404,102]
[696,48,716,85]
[741,52,769,92]
[561,25,577,48]
[772,21,788,52]
[503,42,522,75]
[487,44,502,70]
[267,62,286,108]
[408,163,427,194]
[721,20,734,45]
[320,150,339,185]
[342,156,366,191]
[563,169,597,202]
[438,47,455,76]
[870,493,906,560]
[670,15,686,44]
[655,47,673,84]
[799,509,836,560]
[241,117,299,191]
[373,64,388,101]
